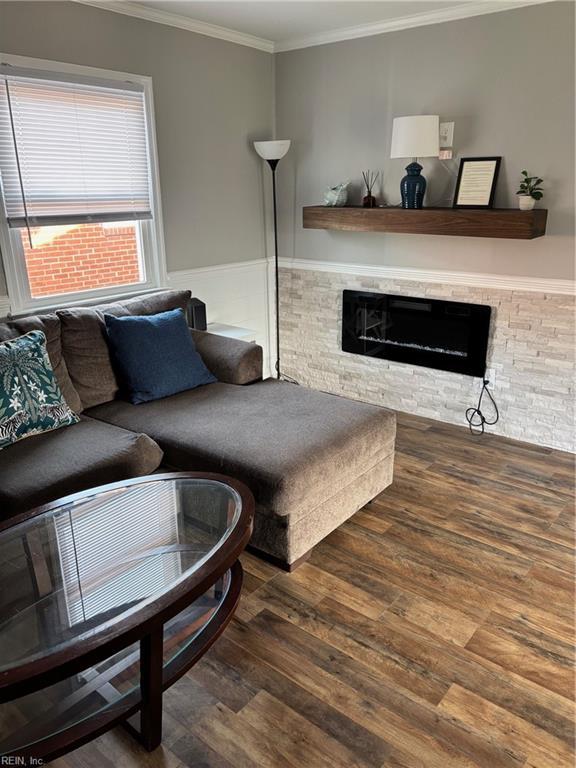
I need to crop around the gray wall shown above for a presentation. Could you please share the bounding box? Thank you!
[0,0,274,295]
[0,1,573,298]
[276,2,575,280]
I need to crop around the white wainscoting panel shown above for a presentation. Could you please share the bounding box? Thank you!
[168,258,273,377]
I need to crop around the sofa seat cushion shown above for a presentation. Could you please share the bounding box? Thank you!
[0,416,163,519]
[87,381,396,521]
[57,290,191,410]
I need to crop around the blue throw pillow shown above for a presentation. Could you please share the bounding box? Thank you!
[104,309,216,404]
[0,330,79,450]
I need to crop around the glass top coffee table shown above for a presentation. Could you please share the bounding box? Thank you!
[0,472,254,762]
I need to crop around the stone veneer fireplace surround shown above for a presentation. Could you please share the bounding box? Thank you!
[279,266,575,452]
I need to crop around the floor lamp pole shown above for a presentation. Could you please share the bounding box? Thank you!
[254,141,290,381]
[268,158,281,379]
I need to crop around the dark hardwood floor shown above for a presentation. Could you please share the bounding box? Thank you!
[52,413,575,768]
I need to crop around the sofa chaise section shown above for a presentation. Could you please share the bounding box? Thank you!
[0,417,163,519]
[87,379,396,567]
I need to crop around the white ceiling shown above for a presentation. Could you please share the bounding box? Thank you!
[80,1,555,51]
[138,1,469,42]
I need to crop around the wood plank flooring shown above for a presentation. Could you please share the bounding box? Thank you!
[52,412,575,768]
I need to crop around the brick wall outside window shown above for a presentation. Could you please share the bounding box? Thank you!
[21,222,142,297]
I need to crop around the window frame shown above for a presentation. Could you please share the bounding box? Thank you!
[0,53,167,315]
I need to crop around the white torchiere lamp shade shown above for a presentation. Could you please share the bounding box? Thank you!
[253,140,291,162]
[390,115,439,159]
[390,115,439,209]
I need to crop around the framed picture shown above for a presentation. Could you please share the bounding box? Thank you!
[453,157,501,209]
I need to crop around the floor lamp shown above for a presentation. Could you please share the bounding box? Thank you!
[254,139,291,379]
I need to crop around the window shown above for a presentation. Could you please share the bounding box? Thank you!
[0,56,165,312]
[21,221,143,298]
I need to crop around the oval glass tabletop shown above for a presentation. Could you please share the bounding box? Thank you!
[0,476,243,674]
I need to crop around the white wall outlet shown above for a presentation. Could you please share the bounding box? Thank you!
[485,367,497,386]
[439,121,455,148]
[439,149,453,160]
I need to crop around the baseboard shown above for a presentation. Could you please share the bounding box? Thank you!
[279,258,575,295]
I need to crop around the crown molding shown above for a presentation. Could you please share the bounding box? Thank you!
[274,0,557,52]
[74,1,275,53]
[279,258,575,295]
[74,1,555,54]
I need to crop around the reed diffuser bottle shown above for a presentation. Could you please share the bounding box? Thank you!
[362,170,379,208]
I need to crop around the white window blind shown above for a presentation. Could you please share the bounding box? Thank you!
[0,66,153,228]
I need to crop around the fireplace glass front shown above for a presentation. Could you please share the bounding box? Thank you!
[342,290,491,377]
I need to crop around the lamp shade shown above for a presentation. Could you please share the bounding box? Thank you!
[253,140,291,161]
[390,116,439,159]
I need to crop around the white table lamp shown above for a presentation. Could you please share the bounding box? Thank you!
[390,115,439,208]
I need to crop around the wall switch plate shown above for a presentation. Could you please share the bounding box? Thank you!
[439,121,455,148]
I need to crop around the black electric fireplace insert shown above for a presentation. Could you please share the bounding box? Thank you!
[342,290,491,377]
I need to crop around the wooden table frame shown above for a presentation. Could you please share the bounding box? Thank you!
[0,472,254,763]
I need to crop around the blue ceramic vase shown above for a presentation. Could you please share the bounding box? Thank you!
[400,162,426,209]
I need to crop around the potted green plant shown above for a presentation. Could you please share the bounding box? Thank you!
[517,170,543,211]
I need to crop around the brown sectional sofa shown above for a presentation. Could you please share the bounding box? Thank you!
[0,290,396,568]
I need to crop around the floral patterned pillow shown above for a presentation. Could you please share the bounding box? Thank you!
[0,330,79,450]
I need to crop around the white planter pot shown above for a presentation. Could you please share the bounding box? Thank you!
[518,195,536,211]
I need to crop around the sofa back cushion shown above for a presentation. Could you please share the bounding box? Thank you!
[57,291,191,409]
[0,313,83,413]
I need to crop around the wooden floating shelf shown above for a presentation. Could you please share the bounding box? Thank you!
[303,206,547,240]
